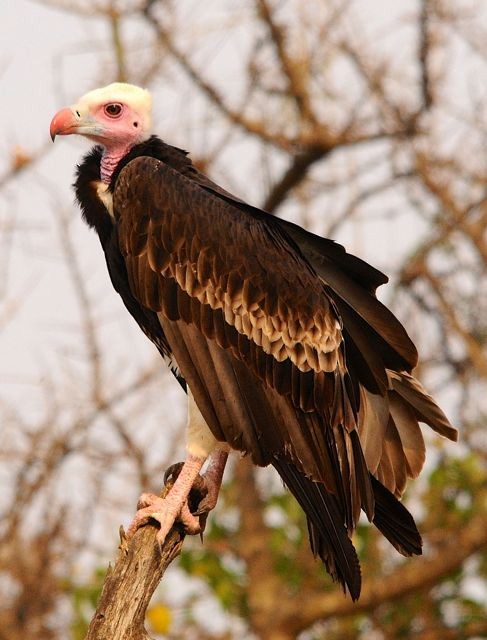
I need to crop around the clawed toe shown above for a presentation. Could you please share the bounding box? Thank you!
[193,492,218,517]
[127,491,205,546]
[163,462,185,485]
[127,495,183,545]
[126,452,226,547]
[126,454,210,546]
[154,501,202,546]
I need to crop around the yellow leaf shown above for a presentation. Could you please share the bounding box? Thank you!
[147,603,172,635]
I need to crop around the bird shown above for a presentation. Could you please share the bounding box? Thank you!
[50,82,457,600]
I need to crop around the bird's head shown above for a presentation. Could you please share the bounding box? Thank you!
[50,82,152,148]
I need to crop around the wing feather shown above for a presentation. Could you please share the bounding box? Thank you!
[389,371,458,441]
[108,149,457,599]
[115,156,353,423]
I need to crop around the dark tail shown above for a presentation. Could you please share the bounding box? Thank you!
[273,459,362,601]
[273,461,423,601]
[370,474,422,556]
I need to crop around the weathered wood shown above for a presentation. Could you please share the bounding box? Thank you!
[84,524,185,640]
[84,468,208,640]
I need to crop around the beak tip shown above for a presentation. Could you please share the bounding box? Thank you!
[49,107,77,142]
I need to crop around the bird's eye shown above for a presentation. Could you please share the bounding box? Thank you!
[104,103,123,117]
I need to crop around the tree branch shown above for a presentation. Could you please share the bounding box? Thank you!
[85,525,184,640]
[233,459,297,640]
[257,0,317,124]
[294,511,487,631]
[83,469,208,639]
[263,145,327,213]
[141,1,292,151]
[419,0,433,110]
[108,4,128,83]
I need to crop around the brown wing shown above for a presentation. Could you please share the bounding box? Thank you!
[114,156,356,423]
[112,155,456,598]
[113,154,457,494]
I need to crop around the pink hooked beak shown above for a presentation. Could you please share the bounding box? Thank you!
[50,107,104,142]
[50,108,79,141]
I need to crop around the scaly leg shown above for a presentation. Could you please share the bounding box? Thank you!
[126,390,225,546]
[195,448,229,517]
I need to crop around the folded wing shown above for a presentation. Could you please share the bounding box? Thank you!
[113,155,457,599]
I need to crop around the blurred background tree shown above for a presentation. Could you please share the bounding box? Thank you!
[0,1,486,638]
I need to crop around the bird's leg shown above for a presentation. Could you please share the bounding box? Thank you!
[195,448,229,517]
[126,452,206,545]
[126,390,224,546]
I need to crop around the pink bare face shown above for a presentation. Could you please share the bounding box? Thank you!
[50,83,152,151]
[83,101,142,146]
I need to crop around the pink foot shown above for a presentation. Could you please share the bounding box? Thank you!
[126,492,201,546]
[126,453,206,547]
[126,450,228,547]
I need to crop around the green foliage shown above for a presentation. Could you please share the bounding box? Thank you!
[424,454,486,528]
[179,543,247,614]
[67,567,105,640]
[266,490,309,589]
[363,453,487,638]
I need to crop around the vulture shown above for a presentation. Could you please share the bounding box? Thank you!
[50,83,457,600]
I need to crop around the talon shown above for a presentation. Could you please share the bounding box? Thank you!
[193,491,218,517]
[164,462,185,485]
[198,512,209,539]
[126,454,207,546]
[179,501,203,535]
[126,450,228,546]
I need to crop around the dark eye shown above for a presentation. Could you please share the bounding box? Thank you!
[104,103,122,117]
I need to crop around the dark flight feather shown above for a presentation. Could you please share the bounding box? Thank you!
[273,458,362,601]
[370,475,422,556]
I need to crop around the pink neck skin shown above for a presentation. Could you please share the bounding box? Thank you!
[100,143,134,184]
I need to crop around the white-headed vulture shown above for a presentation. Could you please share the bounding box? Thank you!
[50,83,457,600]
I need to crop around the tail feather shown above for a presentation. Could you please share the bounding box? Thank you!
[370,474,422,556]
[389,371,458,441]
[273,455,424,599]
[273,458,362,600]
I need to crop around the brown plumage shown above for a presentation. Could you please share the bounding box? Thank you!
[51,83,457,600]
[110,153,456,597]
